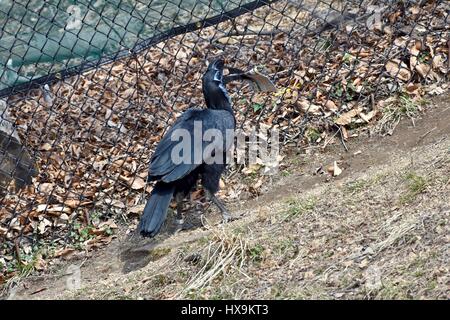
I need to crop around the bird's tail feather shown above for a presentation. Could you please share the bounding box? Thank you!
[139,182,175,237]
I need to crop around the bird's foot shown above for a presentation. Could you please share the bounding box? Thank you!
[221,212,239,224]
[173,218,195,234]
[222,213,232,223]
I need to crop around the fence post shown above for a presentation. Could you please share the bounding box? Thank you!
[0,99,37,193]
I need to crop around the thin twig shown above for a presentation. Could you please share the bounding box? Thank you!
[447,39,450,70]
[416,127,436,145]
[14,239,22,266]
[322,129,340,150]
[338,126,349,152]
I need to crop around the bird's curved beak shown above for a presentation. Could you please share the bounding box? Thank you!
[223,66,276,92]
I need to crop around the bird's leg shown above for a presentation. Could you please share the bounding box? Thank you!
[205,190,232,222]
[174,193,185,231]
[174,192,194,233]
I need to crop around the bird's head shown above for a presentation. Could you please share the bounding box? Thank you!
[202,58,276,110]
[202,59,231,110]
[203,59,226,84]
[207,59,225,73]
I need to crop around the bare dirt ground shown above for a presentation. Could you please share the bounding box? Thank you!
[6,92,449,300]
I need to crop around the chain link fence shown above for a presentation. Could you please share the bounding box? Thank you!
[0,0,448,282]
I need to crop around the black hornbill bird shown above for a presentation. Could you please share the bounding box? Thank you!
[139,59,275,237]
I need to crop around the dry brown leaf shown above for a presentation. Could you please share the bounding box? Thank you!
[131,177,146,190]
[253,178,263,190]
[70,145,81,158]
[217,37,240,45]
[0,226,7,235]
[385,59,411,82]
[54,248,76,258]
[98,220,118,230]
[242,164,262,175]
[37,219,52,234]
[341,126,349,140]
[104,198,126,209]
[324,100,338,111]
[120,88,137,99]
[432,54,447,73]
[128,204,145,214]
[93,160,108,171]
[415,64,440,81]
[191,189,203,200]
[38,183,54,194]
[405,83,421,96]
[40,143,52,151]
[359,111,376,123]
[298,99,322,115]
[327,161,343,177]
[64,199,80,209]
[334,107,363,126]
[36,204,71,214]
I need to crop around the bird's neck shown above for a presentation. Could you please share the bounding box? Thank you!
[203,83,234,113]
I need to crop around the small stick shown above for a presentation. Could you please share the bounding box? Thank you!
[447,39,450,70]
[30,287,47,295]
[14,239,22,266]
[338,126,349,152]
[322,129,340,150]
[416,127,436,145]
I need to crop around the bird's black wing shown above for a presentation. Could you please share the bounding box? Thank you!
[149,108,235,183]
